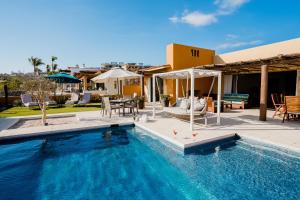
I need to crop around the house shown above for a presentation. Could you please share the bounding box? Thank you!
[142,38,300,120]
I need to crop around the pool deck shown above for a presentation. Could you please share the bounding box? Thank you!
[0,107,299,152]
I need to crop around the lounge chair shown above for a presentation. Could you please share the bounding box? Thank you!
[78,93,91,105]
[271,93,285,118]
[21,94,39,107]
[102,97,121,118]
[65,92,79,105]
[163,98,208,125]
[282,96,300,123]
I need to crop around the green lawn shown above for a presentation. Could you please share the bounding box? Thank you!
[0,103,101,118]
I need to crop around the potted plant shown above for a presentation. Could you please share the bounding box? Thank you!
[160,94,170,107]
[134,96,145,109]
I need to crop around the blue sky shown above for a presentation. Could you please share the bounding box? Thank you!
[0,0,300,73]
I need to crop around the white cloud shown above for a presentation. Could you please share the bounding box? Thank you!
[169,0,250,27]
[226,34,239,40]
[171,11,217,27]
[216,40,263,50]
[215,0,249,15]
[169,16,179,23]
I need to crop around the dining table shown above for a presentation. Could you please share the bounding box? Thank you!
[110,99,134,116]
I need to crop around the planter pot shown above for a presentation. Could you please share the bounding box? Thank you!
[138,101,145,109]
[161,100,169,107]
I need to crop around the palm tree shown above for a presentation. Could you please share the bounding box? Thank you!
[46,64,51,74]
[28,56,44,76]
[51,56,58,72]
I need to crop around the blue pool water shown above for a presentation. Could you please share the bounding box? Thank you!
[0,126,299,200]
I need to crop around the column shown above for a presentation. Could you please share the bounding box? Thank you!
[217,72,222,125]
[152,75,156,118]
[296,70,300,96]
[175,79,179,100]
[140,76,143,96]
[83,76,88,91]
[259,65,268,121]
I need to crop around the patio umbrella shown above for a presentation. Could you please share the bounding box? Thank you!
[47,73,81,100]
[47,73,81,83]
[91,67,142,95]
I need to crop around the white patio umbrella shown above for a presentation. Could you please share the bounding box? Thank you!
[91,67,142,95]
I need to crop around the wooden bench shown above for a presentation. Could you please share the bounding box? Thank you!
[282,96,300,123]
[223,93,249,109]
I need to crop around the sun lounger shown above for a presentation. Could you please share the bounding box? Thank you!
[78,93,91,105]
[65,92,79,105]
[21,94,39,107]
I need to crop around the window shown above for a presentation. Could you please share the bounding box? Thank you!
[191,49,200,57]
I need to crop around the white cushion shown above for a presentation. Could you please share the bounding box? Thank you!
[175,98,182,107]
[179,98,190,110]
[191,98,206,111]
[194,100,204,111]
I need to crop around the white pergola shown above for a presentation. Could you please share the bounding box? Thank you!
[152,68,222,130]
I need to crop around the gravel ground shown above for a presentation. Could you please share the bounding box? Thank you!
[9,116,78,129]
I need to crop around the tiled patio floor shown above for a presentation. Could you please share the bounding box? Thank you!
[0,107,299,152]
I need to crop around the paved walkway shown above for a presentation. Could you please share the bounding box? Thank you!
[0,108,299,152]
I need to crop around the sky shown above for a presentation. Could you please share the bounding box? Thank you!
[0,0,300,73]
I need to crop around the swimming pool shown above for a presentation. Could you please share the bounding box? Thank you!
[0,125,299,200]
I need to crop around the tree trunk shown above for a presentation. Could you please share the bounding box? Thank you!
[4,84,8,106]
[41,102,47,126]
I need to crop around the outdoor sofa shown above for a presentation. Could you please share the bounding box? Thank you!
[223,93,249,109]
[163,97,208,125]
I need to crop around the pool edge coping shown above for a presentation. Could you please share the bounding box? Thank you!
[239,135,300,154]
[0,122,134,141]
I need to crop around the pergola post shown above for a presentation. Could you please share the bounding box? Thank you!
[259,65,268,121]
[217,72,222,125]
[190,69,195,130]
[152,74,156,118]
[140,76,143,96]
[296,70,300,96]
[175,79,179,100]
[186,74,189,98]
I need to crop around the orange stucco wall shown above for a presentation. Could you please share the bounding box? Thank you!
[166,43,215,70]
[123,85,141,96]
[165,43,215,103]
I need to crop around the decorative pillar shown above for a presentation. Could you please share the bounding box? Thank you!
[259,65,268,121]
[296,70,300,96]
